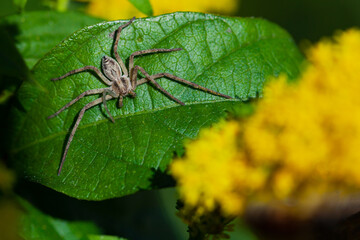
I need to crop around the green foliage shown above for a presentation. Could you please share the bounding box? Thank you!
[19,198,127,240]
[128,0,153,16]
[2,11,102,69]
[0,24,28,101]
[8,12,304,200]
[88,236,127,240]
[13,0,27,12]
[40,0,70,12]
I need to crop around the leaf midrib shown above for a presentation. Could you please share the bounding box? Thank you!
[11,99,238,154]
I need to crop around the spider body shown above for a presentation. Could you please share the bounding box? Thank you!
[49,17,232,175]
[102,56,134,104]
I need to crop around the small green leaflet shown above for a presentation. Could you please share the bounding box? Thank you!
[19,198,127,240]
[128,0,153,16]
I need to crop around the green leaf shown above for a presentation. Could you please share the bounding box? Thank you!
[1,11,103,69]
[9,12,304,200]
[0,24,29,101]
[54,0,70,11]
[13,0,27,12]
[19,198,101,240]
[128,0,153,16]
[18,198,128,240]
[88,235,127,240]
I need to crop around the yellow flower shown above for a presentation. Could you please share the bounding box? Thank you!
[171,29,360,216]
[0,199,22,240]
[79,0,238,20]
[171,121,268,216]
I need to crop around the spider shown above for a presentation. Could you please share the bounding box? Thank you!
[48,17,232,175]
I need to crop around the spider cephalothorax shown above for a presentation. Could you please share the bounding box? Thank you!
[49,17,231,175]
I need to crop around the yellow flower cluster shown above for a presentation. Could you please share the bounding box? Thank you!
[171,29,360,216]
[80,0,238,20]
[172,121,267,216]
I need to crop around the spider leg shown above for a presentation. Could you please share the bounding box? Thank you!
[137,73,232,99]
[131,66,185,105]
[52,66,112,86]
[118,96,124,108]
[48,88,107,119]
[128,90,136,98]
[57,95,113,175]
[113,17,136,76]
[102,90,116,123]
[129,48,182,87]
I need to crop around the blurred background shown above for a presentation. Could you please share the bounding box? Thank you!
[0,0,359,239]
[1,0,360,43]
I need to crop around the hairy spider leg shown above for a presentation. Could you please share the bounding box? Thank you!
[102,89,118,123]
[57,95,114,175]
[128,48,182,88]
[118,96,124,107]
[127,47,231,99]
[113,17,136,76]
[52,66,113,85]
[137,73,232,99]
[48,88,106,119]
[131,65,185,105]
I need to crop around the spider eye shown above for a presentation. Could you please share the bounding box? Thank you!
[102,56,109,63]
[102,56,122,81]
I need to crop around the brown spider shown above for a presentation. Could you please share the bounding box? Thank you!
[48,17,232,175]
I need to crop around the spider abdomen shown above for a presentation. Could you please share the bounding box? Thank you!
[102,56,122,82]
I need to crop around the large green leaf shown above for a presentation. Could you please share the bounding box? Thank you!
[9,12,304,200]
